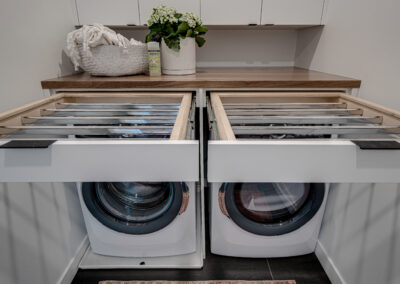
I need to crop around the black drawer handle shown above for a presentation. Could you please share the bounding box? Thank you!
[0,140,56,149]
[352,140,400,150]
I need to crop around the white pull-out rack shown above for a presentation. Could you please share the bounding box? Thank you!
[0,92,199,182]
[207,91,400,183]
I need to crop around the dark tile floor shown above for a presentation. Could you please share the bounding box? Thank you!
[72,250,331,284]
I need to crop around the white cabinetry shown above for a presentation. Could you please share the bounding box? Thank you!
[76,0,140,26]
[139,0,200,25]
[201,0,262,25]
[261,0,325,25]
[74,0,325,27]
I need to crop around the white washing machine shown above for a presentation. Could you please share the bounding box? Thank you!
[78,181,196,257]
[210,182,329,258]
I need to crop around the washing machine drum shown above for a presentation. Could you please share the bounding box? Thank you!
[82,182,187,234]
[221,183,325,236]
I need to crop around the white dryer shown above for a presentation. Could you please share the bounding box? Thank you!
[210,182,329,258]
[78,181,196,257]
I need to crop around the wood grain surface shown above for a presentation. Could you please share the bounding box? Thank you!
[41,67,361,89]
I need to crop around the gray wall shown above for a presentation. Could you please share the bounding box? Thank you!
[0,0,87,284]
[295,0,400,283]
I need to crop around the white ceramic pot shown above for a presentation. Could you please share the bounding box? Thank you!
[161,37,196,75]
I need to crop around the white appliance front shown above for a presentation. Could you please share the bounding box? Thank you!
[210,182,329,258]
[78,181,196,258]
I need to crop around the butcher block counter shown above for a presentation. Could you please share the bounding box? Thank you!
[41,67,361,89]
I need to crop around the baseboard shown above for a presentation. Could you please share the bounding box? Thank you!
[315,241,346,284]
[57,235,89,284]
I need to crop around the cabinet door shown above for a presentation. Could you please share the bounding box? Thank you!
[139,0,200,25]
[76,0,140,26]
[261,0,324,25]
[201,0,262,25]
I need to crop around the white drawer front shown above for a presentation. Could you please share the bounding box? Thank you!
[261,0,325,25]
[76,0,140,25]
[208,140,400,183]
[201,0,262,25]
[0,140,199,182]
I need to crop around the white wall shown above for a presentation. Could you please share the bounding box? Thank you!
[295,0,400,283]
[120,29,298,67]
[295,0,400,110]
[0,0,76,112]
[0,1,87,284]
[0,183,87,284]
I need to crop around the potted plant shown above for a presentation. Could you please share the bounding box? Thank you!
[145,5,208,75]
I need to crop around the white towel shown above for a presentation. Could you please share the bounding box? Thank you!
[66,23,144,70]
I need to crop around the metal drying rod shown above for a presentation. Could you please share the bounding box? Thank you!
[223,102,347,109]
[1,102,183,139]
[3,125,173,136]
[41,109,179,117]
[22,116,176,126]
[56,103,180,109]
[232,125,400,136]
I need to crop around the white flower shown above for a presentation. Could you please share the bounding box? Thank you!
[148,5,178,26]
[181,12,202,28]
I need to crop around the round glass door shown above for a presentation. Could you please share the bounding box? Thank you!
[82,182,186,234]
[222,183,325,236]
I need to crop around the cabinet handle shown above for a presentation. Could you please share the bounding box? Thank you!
[0,140,56,149]
[352,140,400,150]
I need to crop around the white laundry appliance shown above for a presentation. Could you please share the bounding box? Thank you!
[210,182,328,257]
[78,181,196,257]
[206,91,400,257]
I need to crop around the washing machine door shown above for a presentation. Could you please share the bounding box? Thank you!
[82,182,188,234]
[221,183,325,236]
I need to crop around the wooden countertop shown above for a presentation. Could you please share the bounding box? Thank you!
[41,67,361,89]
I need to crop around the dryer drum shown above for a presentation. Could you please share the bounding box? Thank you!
[82,182,187,234]
[222,183,325,236]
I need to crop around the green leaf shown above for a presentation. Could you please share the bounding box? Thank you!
[164,37,180,52]
[145,32,153,43]
[176,22,189,35]
[149,23,162,33]
[186,29,193,37]
[195,36,206,47]
[164,23,175,36]
[195,26,208,35]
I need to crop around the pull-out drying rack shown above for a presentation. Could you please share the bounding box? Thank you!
[207,92,400,183]
[0,92,193,140]
[0,92,199,182]
[209,92,400,140]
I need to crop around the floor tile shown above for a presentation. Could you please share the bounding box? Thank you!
[267,254,331,284]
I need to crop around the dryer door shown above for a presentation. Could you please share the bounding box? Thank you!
[82,182,188,234]
[221,183,325,236]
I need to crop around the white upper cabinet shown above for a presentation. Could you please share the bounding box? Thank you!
[261,0,325,25]
[76,0,140,26]
[201,0,262,25]
[139,0,201,25]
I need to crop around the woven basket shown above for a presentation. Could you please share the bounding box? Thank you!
[78,44,148,76]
